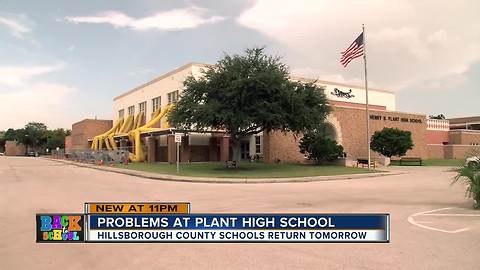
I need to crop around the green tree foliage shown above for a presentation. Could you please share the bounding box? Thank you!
[0,131,5,152]
[370,127,414,158]
[44,128,70,150]
[15,122,48,150]
[299,127,344,164]
[169,47,331,162]
[4,128,18,141]
[0,123,70,153]
[454,157,480,208]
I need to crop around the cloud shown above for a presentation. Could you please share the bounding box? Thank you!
[0,62,77,129]
[290,67,370,88]
[65,7,225,32]
[0,82,76,129]
[0,16,31,38]
[237,0,480,91]
[0,64,64,86]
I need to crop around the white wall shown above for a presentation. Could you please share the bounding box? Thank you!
[321,83,396,111]
[112,63,209,123]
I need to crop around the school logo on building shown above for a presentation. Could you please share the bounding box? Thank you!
[331,88,355,99]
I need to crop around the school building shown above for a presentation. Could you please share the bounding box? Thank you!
[67,62,480,164]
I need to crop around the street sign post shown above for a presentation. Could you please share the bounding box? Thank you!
[174,133,182,173]
[174,133,182,143]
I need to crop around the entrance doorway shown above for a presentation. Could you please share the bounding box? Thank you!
[240,141,250,160]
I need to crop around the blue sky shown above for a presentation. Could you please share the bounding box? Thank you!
[0,0,479,129]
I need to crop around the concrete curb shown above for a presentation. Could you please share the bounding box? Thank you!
[42,158,402,184]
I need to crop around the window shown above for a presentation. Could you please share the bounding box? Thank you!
[167,90,179,104]
[152,96,161,112]
[255,136,261,154]
[128,105,135,115]
[138,101,146,115]
[118,109,124,119]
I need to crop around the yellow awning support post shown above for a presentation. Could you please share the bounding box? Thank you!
[128,104,174,162]
[91,118,124,150]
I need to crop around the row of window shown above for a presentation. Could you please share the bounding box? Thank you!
[118,90,179,119]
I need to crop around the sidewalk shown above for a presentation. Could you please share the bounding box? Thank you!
[42,157,401,184]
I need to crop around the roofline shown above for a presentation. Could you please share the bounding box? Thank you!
[450,122,480,126]
[114,62,394,101]
[447,116,480,121]
[113,62,212,101]
[333,104,426,117]
[74,118,112,122]
[289,75,395,94]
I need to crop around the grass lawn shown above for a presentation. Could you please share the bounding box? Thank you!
[116,162,376,178]
[390,159,464,166]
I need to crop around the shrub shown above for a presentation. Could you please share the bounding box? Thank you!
[370,128,413,158]
[454,158,480,209]
[299,130,344,165]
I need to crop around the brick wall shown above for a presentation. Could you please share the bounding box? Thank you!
[449,132,462,144]
[334,106,427,159]
[71,119,113,149]
[426,130,449,144]
[427,144,480,159]
[64,135,72,153]
[329,100,386,110]
[5,141,26,156]
[264,106,427,163]
[449,130,480,145]
[446,145,480,159]
[426,144,446,159]
[263,131,305,163]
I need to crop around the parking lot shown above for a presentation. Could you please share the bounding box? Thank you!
[0,157,478,269]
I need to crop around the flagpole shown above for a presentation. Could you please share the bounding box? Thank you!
[362,24,371,170]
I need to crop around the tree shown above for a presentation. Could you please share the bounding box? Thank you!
[299,127,344,164]
[370,128,414,158]
[0,124,69,154]
[16,122,48,151]
[44,128,70,150]
[169,47,331,163]
[0,131,5,152]
[4,128,18,141]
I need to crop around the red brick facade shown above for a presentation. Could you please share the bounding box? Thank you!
[5,141,26,156]
[449,130,480,145]
[71,119,113,149]
[426,130,449,144]
[263,105,427,163]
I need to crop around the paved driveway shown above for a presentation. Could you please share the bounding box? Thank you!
[0,157,478,269]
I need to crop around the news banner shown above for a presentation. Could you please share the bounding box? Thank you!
[36,202,389,243]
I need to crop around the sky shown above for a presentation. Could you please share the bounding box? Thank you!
[0,0,479,130]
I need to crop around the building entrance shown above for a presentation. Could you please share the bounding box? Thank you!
[240,141,250,160]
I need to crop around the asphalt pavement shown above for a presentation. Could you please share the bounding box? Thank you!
[1,157,478,270]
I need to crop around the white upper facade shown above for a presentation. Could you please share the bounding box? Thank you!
[113,63,208,122]
[113,62,396,122]
[291,76,396,111]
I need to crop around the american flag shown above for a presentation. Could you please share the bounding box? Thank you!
[340,33,364,67]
